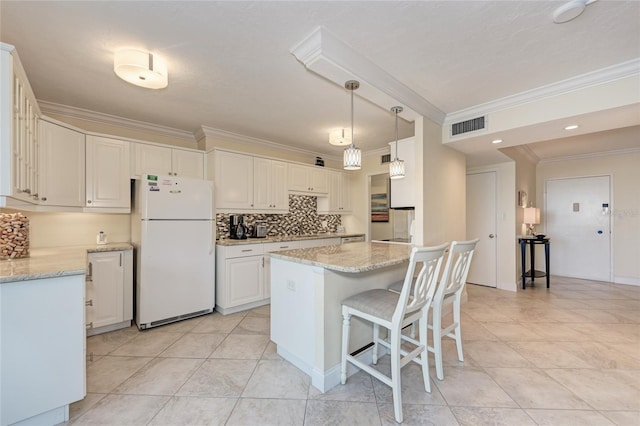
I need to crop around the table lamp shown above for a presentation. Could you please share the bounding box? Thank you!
[523,207,540,236]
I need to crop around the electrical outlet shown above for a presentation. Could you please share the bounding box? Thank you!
[287,280,296,291]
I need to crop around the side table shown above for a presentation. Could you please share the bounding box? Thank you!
[519,237,550,290]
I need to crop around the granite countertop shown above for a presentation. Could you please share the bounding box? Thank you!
[269,241,412,273]
[216,232,365,246]
[0,243,133,284]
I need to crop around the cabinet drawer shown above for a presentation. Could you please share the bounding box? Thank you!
[222,244,264,258]
[263,241,300,253]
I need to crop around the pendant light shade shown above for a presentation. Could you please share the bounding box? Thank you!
[343,80,361,170]
[114,49,168,89]
[389,106,405,179]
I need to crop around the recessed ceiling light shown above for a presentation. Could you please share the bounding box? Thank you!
[564,125,579,130]
[492,139,503,144]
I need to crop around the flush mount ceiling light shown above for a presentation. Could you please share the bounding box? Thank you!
[389,106,405,180]
[553,0,598,24]
[114,49,168,89]
[564,124,579,130]
[492,139,503,144]
[343,80,361,171]
[329,128,352,146]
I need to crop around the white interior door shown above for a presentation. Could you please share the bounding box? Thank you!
[545,176,611,281]
[466,171,497,287]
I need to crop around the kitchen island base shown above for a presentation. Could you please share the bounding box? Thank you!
[271,257,407,392]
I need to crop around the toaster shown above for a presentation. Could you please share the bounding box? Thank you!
[253,224,268,238]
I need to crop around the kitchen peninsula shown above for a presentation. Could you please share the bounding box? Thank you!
[0,243,131,426]
[269,241,412,392]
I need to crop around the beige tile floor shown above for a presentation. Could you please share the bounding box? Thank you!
[68,276,640,425]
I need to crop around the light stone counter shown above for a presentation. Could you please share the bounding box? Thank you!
[216,232,364,246]
[0,243,133,284]
[269,241,412,273]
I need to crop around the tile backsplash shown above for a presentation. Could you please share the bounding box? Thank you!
[216,195,341,239]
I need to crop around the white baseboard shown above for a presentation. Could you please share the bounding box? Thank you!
[276,344,386,393]
[614,276,640,286]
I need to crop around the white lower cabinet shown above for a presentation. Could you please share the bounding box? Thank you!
[216,238,346,315]
[216,244,265,315]
[85,249,133,336]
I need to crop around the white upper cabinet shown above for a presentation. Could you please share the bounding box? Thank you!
[86,135,130,209]
[253,157,288,211]
[0,44,41,205]
[318,170,352,214]
[214,150,254,210]
[132,142,204,179]
[389,137,415,209]
[215,151,288,212]
[288,164,328,194]
[172,149,204,179]
[38,119,85,207]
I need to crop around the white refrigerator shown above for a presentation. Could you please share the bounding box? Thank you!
[132,175,215,330]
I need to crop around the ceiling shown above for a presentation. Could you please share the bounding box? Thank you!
[1,1,639,162]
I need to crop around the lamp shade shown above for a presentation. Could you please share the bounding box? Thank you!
[389,158,405,179]
[523,207,540,225]
[343,145,361,170]
[114,49,168,89]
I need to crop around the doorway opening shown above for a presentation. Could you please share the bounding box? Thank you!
[368,173,414,243]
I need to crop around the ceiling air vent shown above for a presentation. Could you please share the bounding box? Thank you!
[381,154,391,164]
[451,116,486,136]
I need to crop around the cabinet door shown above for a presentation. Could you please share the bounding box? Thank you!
[339,172,352,212]
[226,256,263,306]
[87,251,124,329]
[172,149,204,179]
[86,136,130,209]
[214,151,254,209]
[287,164,309,192]
[38,120,85,206]
[327,171,341,212]
[270,160,288,210]
[132,143,172,177]
[253,157,272,210]
[309,167,328,193]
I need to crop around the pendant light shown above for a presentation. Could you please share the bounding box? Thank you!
[389,106,405,179]
[343,80,361,170]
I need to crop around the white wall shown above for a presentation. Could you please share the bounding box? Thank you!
[418,117,466,245]
[536,150,640,285]
[2,210,131,248]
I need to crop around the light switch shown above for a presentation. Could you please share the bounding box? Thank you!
[573,202,580,212]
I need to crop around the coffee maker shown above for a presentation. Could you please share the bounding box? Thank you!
[229,215,247,239]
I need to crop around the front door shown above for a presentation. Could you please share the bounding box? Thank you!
[545,175,611,281]
[466,171,497,287]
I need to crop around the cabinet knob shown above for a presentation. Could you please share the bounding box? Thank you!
[85,299,93,306]
[24,188,31,194]
[87,200,92,204]
[86,322,93,330]
[41,197,47,201]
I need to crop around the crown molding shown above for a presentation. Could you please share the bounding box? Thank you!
[291,27,446,124]
[198,125,341,161]
[38,100,196,141]
[445,59,640,125]
[502,144,540,164]
[539,147,640,165]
